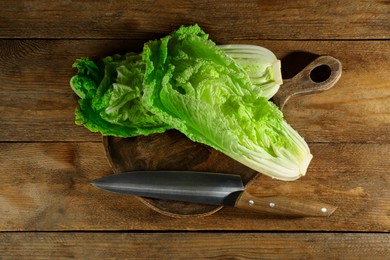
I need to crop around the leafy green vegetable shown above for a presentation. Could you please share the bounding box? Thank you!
[141,25,312,180]
[70,43,282,138]
[70,53,170,137]
[70,24,312,180]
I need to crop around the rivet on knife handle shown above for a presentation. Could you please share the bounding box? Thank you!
[235,191,337,217]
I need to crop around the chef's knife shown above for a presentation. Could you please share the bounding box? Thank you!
[91,171,337,217]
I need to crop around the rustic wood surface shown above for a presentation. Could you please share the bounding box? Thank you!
[2,142,389,232]
[1,40,389,142]
[1,233,389,259]
[0,0,388,40]
[1,0,389,258]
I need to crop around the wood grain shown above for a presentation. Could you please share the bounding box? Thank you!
[0,0,388,40]
[1,142,389,232]
[1,40,389,142]
[0,39,145,142]
[0,232,389,259]
[1,1,389,258]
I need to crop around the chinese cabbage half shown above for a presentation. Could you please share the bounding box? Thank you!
[71,24,312,181]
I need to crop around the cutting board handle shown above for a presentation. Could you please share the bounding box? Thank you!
[273,56,342,110]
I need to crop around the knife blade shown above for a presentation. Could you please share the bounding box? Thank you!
[91,171,337,217]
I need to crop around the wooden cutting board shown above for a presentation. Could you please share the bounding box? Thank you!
[103,55,342,217]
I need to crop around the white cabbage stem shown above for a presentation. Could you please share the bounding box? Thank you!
[218,44,283,99]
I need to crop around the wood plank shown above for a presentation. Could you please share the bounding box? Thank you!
[0,232,389,259]
[1,142,389,232]
[1,40,389,142]
[0,39,143,142]
[0,0,388,40]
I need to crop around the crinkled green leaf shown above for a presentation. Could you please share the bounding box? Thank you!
[70,54,170,137]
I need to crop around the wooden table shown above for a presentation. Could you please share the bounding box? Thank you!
[1,0,389,258]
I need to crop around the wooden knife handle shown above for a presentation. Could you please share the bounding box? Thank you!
[235,191,337,217]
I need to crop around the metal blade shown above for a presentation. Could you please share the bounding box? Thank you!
[91,171,244,206]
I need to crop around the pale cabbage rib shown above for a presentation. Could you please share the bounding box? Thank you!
[218,44,283,99]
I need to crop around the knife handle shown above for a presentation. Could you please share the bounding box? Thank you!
[235,191,337,217]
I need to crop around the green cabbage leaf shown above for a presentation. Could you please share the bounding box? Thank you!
[70,53,170,137]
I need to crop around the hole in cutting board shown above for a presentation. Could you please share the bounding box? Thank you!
[310,65,331,83]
